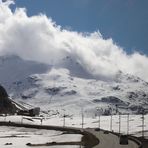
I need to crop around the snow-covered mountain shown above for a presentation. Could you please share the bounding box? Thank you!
[0,55,148,117]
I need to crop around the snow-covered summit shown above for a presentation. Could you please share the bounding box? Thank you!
[0,55,148,116]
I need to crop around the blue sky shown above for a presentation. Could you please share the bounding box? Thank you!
[13,0,148,55]
[1,0,148,80]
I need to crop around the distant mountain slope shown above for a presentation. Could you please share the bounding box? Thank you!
[0,55,148,116]
[0,55,51,92]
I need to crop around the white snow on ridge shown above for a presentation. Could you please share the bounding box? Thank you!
[0,55,148,116]
[14,67,148,116]
[0,55,50,92]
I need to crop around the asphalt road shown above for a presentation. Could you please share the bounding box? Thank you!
[0,121,139,148]
[86,129,139,148]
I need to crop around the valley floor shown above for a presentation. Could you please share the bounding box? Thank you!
[0,114,148,148]
[0,114,148,137]
[0,126,83,148]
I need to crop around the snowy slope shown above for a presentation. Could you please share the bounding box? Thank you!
[0,55,51,94]
[0,55,148,116]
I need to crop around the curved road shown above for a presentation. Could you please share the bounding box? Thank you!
[86,129,139,148]
[0,121,139,148]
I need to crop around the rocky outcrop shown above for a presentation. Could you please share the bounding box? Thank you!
[0,85,17,114]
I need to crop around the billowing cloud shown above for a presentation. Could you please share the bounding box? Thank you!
[0,0,148,81]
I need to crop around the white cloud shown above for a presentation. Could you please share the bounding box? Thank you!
[0,0,148,81]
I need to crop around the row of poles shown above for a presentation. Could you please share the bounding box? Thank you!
[3,109,146,138]
[62,109,146,138]
[101,113,145,137]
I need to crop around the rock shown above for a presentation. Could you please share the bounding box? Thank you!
[0,84,17,114]
[5,143,12,145]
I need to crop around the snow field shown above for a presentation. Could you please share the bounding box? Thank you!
[0,114,148,138]
[0,125,82,148]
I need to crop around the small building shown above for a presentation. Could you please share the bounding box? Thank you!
[29,107,40,116]
[17,107,40,116]
[0,84,40,116]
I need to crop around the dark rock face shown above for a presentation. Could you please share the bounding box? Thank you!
[0,85,17,114]
[0,85,8,98]
[101,96,124,104]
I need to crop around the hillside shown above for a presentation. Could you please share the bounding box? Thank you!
[0,55,148,117]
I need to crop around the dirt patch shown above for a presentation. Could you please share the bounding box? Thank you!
[0,135,30,138]
[26,141,82,146]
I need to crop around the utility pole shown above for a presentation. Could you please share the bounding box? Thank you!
[81,108,84,129]
[99,115,100,129]
[41,118,43,125]
[119,113,121,134]
[127,113,129,135]
[116,104,118,114]
[142,111,145,138]
[96,107,101,129]
[62,109,66,127]
[110,114,112,131]
[63,114,66,127]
